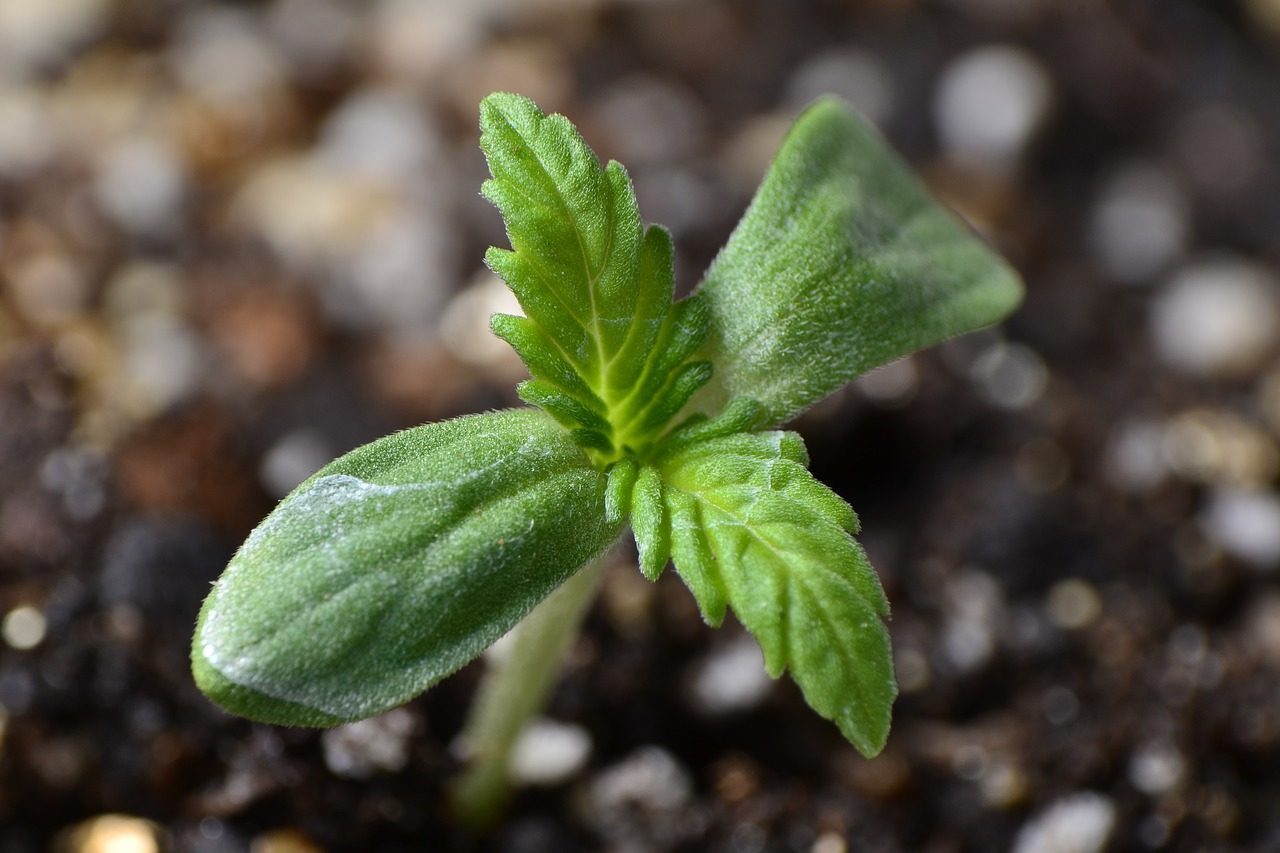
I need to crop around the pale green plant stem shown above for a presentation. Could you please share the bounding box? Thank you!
[450,548,611,826]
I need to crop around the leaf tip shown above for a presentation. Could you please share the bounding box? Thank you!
[478,91,539,126]
[191,614,345,728]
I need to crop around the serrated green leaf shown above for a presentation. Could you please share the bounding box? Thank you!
[192,409,620,726]
[479,93,709,463]
[658,430,895,756]
[695,97,1023,426]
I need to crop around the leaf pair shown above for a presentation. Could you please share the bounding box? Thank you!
[192,92,1022,757]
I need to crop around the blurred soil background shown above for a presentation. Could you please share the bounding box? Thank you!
[2,0,1280,850]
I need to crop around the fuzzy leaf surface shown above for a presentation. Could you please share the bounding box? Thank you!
[192,409,619,726]
[480,92,709,460]
[695,97,1023,425]
[658,431,895,756]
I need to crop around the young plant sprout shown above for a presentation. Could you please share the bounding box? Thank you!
[191,92,1022,821]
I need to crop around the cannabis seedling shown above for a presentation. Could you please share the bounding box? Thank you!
[192,93,1021,818]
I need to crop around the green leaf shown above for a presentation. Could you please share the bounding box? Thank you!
[604,458,637,525]
[695,97,1024,426]
[192,409,620,726]
[479,93,709,463]
[657,430,896,756]
[662,396,766,452]
[630,465,669,581]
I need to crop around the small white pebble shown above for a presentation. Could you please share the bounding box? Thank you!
[260,431,331,498]
[942,570,1004,672]
[1151,259,1280,378]
[1089,162,1189,285]
[267,0,358,73]
[857,357,918,407]
[811,832,847,853]
[171,8,284,105]
[1012,792,1116,853]
[60,814,160,853]
[369,0,482,83]
[315,88,442,187]
[439,271,523,369]
[971,343,1048,410]
[1045,579,1102,630]
[321,709,415,779]
[787,49,895,127]
[3,605,46,650]
[508,719,592,786]
[894,646,931,694]
[0,85,55,177]
[1160,409,1279,487]
[8,253,89,328]
[1128,741,1185,795]
[591,76,707,166]
[40,447,106,521]
[688,635,773,715]
[94,137,186,237]
[0,0,110,72]
[953,744,989,780]
[588,746,693,820]
[1105,419,1169,493]
[345,214,454,334]
[120,322,206,411]
[934,45,1053,171]
[1200,488,1280,570]
[981,761,1029,809]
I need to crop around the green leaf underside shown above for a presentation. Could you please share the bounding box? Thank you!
[650,430,896,757]
[480,92,710,464]
[192,409,619,726]
[695,97,1024,426]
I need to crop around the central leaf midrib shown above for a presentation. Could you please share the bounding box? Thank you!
[509,109,618,402]
[684,483,879,741]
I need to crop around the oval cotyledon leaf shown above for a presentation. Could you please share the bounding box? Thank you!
[192,409,620,726]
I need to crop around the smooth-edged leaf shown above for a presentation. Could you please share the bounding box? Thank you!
[660,396,766,452]
[658,430,895,756]
[192,409,620,727]
[517,379,611,435]
[604,458,638,525]
[695,97,1024,426]
[630,465,669,581]
[479,93,709,459]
